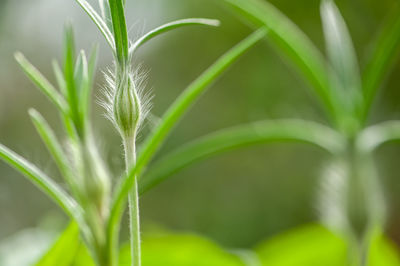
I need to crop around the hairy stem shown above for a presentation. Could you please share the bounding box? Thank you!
[124,136,141,266]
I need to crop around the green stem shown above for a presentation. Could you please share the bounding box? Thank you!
[124,136,141,266]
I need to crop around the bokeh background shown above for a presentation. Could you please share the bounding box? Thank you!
[1,0,400,256]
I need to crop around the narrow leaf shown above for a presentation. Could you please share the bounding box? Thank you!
[224,0,336,122]
[357,121,400,153]
[129,18,220,56]
[64,25,83,137]
[15,52,67,112]
[29,109,80,199]
[108,0,129,65]
[75,0,115,50]
[321,0,363,134]
[140,120,344,194]
[74,51,86,97]
[0,143,79,218]
[362,3,400,121]
[99,0,113,33]
[74,50,90,123]
[52,60,67,97]
[108,29,267,241]
[82,45,99,121]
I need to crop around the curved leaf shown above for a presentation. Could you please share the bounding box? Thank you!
[140,120,344,194]
[15,52,67,112]
[0,143,80,221]
[75,0,115,50]
[357,121,400,153]
[224,0,336,122]
[129,18,220,56]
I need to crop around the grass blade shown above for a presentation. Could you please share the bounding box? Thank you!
[64,26,83,137]
[129,18,220,56]
[362,3,400,121]
[29,109,81,199]
[321,0,363,134]
[52,60,67,97]
[82,45,99,121]
[140,120,344,194]
[108,0,129,65]
[224,0,336,122]
[0,143,79,218]
[15,52,67,112]
[99,0,113,34]
[75,0,115,50]
[74,51,88,98]
[108,29,267,241]
[357,121,400,153]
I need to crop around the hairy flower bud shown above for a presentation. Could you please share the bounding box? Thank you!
[113,74,141,139]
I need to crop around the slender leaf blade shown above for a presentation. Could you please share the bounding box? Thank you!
[15,52,67,111]
[64,25,83,137]
[357,121,400,153]
[108,29,267,242]
[109,0,129,65]
[99,0,113,34]
[362,3,400,121]
[0,143,78,218]
[140,120,344,194]
[224,0,336,122]
[321,0,363,134]
[29,109,80,199]
[75,0,115,50]
[82,45,99,121]
[52,60,67,97]
[130,18,220,56]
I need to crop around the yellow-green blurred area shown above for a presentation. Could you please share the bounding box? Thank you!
[1,0,400,264]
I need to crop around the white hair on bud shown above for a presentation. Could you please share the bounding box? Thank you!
[99,62,153,137]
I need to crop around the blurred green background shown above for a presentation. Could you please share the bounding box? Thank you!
[1,0,400,254]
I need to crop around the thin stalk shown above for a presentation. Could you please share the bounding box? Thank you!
[124,135,141,266]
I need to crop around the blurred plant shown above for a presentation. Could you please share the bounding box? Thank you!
[134,0,400,264]
[0,0,267,265]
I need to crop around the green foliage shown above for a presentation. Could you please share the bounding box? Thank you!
[119,233,244,266]
[36,223,82,266]
[255,224,400,266]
